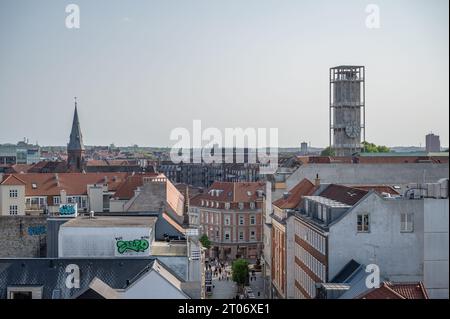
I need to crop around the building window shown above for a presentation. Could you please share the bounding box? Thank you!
[9,205,18,215]
[225,202,230,210]
[53,197,60,205]
[250,230,256,240]
[224,215,231,226]
[318,205,323,220]
[224,230,230,241]
[239,231,244,241]
[238,202,244,210]
[400,213,414,232]
[239,215,244,225]
[7,286,42,299]
[250,215,256,225]
[9,189,18,198]
[250,202,255,209]
[357,214,370,232]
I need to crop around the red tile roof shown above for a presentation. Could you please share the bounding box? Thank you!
[358,282,429,299]
[1,173,129,196]
[8,164,33,173]
[273,179,316,209]
[389,282,429,299]
[190,182,266,208]
[353,185,400,195]
[0,174,26,186]
[320,184,368,206]
[113,173,164,200]
[86,160,140,167]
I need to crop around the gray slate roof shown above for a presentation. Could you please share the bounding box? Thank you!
[0,258,154,299]
[67,106,85,151]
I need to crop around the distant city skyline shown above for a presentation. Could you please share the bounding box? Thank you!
[0,0,448,148]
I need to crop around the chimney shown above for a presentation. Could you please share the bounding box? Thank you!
[315,174,321,187]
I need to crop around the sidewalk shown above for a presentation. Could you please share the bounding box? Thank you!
[248,272,265,299]
[209,278,237,299]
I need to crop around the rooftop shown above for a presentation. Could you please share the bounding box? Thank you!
[303,196,351,208]
[272,179,316,209]
[61,216,157,228]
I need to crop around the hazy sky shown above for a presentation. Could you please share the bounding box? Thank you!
[0,0,448,147]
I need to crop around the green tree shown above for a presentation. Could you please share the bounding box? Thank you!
[320,146,335,156]
[199,234,211,249]
[232,258,249,289]
[362,141,391,153]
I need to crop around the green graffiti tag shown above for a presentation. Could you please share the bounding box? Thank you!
[116,239,149,254]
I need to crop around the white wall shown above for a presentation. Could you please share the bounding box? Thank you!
[58,226,152,257]
[329,193,424,282]
[109,199,127,212]
[120,270,187,299]
[0,184,26,216]
[424,198,449,299]
[87,185,104,212]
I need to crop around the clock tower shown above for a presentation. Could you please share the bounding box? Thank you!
[329,65,365,156]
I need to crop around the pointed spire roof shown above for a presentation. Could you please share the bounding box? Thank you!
[67,97,85,151]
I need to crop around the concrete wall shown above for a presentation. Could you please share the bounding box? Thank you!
[285,215,295,299]
[58,226,153,257]
[0,216,47,257]
[110,199,127,212]
[329,193,424,282]
[87,184,104,212]
[424,198,449,299]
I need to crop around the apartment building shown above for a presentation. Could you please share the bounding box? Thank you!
[270,178,317,299]
[290,179,449,299]
[0,172,163,216]
[189,182,266,260]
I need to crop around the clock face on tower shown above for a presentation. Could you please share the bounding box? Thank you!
[345,123,360,138]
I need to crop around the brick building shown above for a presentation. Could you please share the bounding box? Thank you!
[189,182,266,260]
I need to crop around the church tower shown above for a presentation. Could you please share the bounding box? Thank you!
[67,97,85,172]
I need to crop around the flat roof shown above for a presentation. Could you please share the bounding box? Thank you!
[303,196,351,208]
[61,216,157,228]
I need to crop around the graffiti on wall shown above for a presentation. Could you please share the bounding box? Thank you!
[116,239,149,254]
[59,204,77,217]
[28,225,46,236]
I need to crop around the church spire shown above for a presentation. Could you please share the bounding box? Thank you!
[68,97,85,151]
